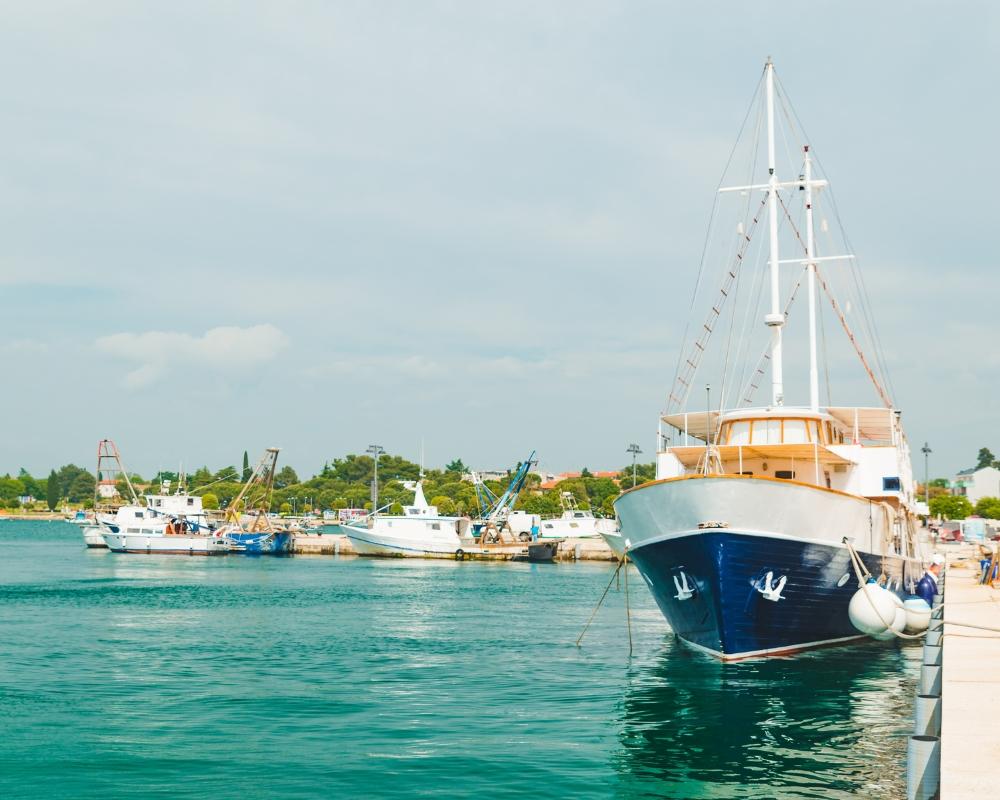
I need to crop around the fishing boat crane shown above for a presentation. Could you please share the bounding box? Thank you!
[217,448,294,555]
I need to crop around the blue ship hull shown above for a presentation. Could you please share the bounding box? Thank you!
[628,531,918,660]
[225,531,295,555]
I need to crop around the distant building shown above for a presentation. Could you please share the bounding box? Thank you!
[952,466,1000,505]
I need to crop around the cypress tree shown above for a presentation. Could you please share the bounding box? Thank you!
[242,451,251,482]
[46,469,59,511]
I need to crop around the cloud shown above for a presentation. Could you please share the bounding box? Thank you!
[96,324,289,389]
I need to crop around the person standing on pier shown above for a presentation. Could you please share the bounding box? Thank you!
[916,553,945,606]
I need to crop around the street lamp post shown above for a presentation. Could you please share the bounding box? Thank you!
[367,444,385,511]
[921,442,932,509]
[626,443,642,488]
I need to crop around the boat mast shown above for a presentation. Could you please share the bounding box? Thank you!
[804,145,819,411]
[764,58,784,407]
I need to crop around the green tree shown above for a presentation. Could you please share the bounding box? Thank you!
[619,462,656,485]
[46,470,59,510]
[17,469,42,499]
[55,464,89,498]
[202,492,220,510]
[279,502,292,515]
[974,497,1000,520]
[242,451,251,482]
[430,496,456,515]
[929,494,973,520]
[445,459,467,474]
[67,472,96,503]
[389,502,404,515]
[976,448,996,470]
[274,466,299,489]
[580,467,593,478]
[0,476,26,501]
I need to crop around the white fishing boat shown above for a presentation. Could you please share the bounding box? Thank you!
[98,470,222,555]
[537,492,618,540]
[611,59,924,661]
[342,481,475,557]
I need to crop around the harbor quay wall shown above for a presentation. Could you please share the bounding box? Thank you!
[939,557,1000,797]
[291,532,617,561]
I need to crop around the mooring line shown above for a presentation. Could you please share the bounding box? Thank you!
[576,558,624,648]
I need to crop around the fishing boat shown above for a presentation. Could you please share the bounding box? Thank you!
[94,443,224,555]
[100,485,226,555]
[537,492,619,540]
[216,448,295,555]
[342,481,475,557]
[611,59,924,661]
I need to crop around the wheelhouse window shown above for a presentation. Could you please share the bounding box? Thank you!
[783,420,808,444]
[754,419,782,444]
[883,477,901,491]
[728,421,751,445]
[723,417,826,445]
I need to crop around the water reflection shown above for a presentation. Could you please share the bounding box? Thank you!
[616,636,919,798]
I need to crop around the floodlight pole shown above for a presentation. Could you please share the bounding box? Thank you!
[627,443,642,488]
[921,442,932,509]
[367,444,385,510]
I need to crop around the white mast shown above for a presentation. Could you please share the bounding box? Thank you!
[804,145,819,411]
[764,57,784,407]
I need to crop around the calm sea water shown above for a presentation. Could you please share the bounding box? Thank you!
[0,521,919,799]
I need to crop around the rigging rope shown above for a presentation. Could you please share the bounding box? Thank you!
[666,194,768,415]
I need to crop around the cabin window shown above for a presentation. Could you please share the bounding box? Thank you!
[728,421,751,445]
[431,523,440,530]
[570,523,579,528]
[133,511,144,519]
[187,498,194,506]
[783,420,808,444]
[127,527,140,533]
[883,477,901,492]
[775,470,796,480]
[751,419,781,444]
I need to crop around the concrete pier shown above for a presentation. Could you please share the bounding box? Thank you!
[291,532,616,561]
[939,556,1000,797]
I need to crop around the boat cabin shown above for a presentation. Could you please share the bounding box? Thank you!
[657,406,916,508]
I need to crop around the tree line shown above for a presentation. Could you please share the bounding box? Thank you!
[1,452,657,518]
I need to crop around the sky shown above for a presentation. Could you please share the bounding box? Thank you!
[1,1,997,480]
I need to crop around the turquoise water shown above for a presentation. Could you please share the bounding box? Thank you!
[0,521,919,798]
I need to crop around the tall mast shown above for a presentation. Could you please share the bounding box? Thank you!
[804,145,819,410]
[764,58,784,406]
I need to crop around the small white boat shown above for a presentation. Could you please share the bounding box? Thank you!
[537,493,619,540]
[342,482,475,558]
